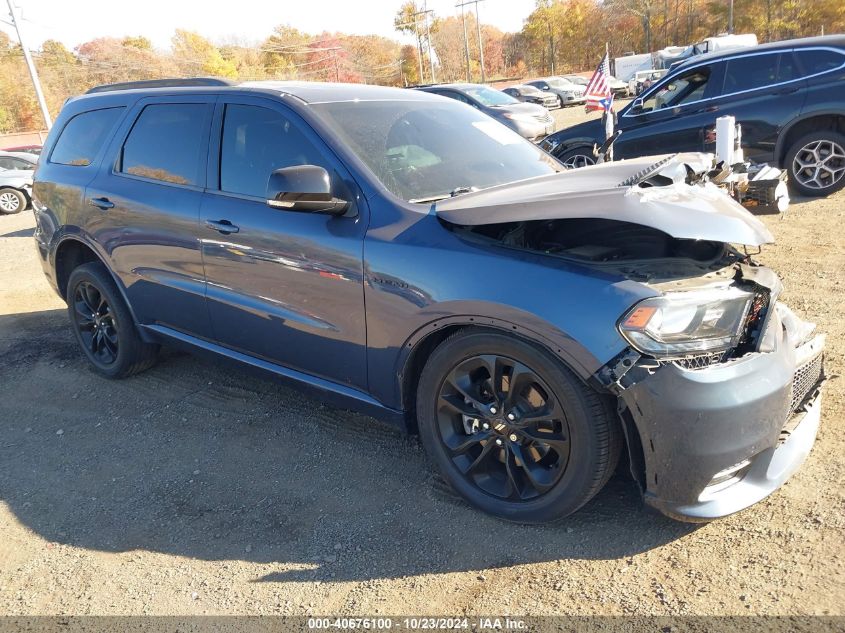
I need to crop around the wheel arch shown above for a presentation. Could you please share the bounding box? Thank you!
[776,112,845,165]
[397,316,604,433]
[550,137,597,158]
[53,236,143,332]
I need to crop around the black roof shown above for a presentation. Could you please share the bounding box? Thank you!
[79,79,443,104]
[675,34,845,69]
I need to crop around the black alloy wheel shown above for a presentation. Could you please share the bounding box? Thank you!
[436,354,570,501]
[417,329,621,523]
[72,280,120,366]
[66,262,159,378]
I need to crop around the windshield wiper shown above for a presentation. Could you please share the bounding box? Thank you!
[409,186,476,204]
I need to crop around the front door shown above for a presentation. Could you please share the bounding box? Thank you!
[200,97,368,390]
[617,62,723,158]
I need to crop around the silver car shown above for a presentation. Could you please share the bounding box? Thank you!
[527,77,586,107]
[0,151,37,214]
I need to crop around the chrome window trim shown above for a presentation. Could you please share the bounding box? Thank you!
[621,46,845,119]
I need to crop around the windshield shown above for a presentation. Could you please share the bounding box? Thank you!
[548,78,575,88]
[462,86,519,106]
[311,100,561,203]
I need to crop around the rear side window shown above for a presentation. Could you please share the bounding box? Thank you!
[49,107,124,166]
[121,104,208,186]
[722,53,790,93]
[0,157,35,170]
[796,49,845,76]
[220,104,325,198]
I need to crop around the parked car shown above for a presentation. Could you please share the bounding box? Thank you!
[561,74,589,87]
[502,84,560,109]
[414,83,554,141]
[540,35,845,197]
[2,144,42,155]
[34,78,825,524]
[628,69,669,96]
[606,74,631,97]
[0,150,37,214]
[526,77,586,107]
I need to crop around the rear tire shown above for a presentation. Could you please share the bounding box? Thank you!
[67,262,159,379]
[416,329,621,524]
[0,188,25,214]
[785,130,845,197]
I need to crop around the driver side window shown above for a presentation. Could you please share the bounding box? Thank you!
[642,67,712,112]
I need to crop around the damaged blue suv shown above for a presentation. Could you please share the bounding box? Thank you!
[33,79,825,523]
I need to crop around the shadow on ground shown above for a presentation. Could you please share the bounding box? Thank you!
[0,226,35,238]
[0,309,696,583]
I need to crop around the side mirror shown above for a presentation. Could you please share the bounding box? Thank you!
[630,97,644,114]
[266,165,349,215]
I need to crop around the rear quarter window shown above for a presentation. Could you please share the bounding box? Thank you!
[49,107,125,167]
[796,49,845,76]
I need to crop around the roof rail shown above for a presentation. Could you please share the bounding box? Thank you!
[85,77,237,95]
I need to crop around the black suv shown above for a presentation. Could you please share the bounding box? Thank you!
[32,79,825,524]
[541,35,845,196]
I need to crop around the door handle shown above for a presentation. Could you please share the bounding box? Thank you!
[776,86,799,95]
[88,196,114,210]
[705,105,719,113]
[205,219,239,234]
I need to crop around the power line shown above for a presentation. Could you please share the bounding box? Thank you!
[5,0,51,128]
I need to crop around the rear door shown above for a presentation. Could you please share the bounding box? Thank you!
[701,50,806,163]
[617,62,723,157]
[86,95,215,338]
[199,96,368,389]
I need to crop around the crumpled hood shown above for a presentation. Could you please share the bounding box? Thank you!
[435,153,774,246]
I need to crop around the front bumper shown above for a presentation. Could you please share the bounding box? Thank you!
[618,304,825,522]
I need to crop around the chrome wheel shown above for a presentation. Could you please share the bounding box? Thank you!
[436,354,571,501]
[561,153,595,169]
[791,139,845,191]
[0,191,22,213]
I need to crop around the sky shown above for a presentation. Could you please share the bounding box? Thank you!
[1,0,537,50]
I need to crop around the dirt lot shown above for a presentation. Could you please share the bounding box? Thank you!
[0,131,843,616]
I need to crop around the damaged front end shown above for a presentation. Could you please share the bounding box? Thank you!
[436,154,825,521]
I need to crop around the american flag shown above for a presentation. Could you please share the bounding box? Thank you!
[584,52,613,113]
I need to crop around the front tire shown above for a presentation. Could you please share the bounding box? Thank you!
[785,131,845,197]
[416,329,621,524]
[0,188,25,214]
[556,145,596,169]
[67,262,159,378]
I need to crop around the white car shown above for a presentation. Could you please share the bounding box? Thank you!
[0,151,36,214]
[628,69,669,96]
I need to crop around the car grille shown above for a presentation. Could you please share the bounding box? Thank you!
[672,351,728,370]
[536,113,553,124]
[791,352,824,412]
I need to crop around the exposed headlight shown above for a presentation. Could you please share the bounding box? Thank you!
[618,287,753,357]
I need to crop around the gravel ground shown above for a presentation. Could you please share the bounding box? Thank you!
[0,127,843,616]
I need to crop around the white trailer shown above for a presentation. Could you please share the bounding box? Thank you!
[613,53,653,82]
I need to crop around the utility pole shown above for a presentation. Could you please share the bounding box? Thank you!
[728,0,734,33]
[474,0,486,83]
[456,0,485,82]
[5,0,51,129]
[457,1,471,82]
[423,1,435,84]
[412,5,436,84]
